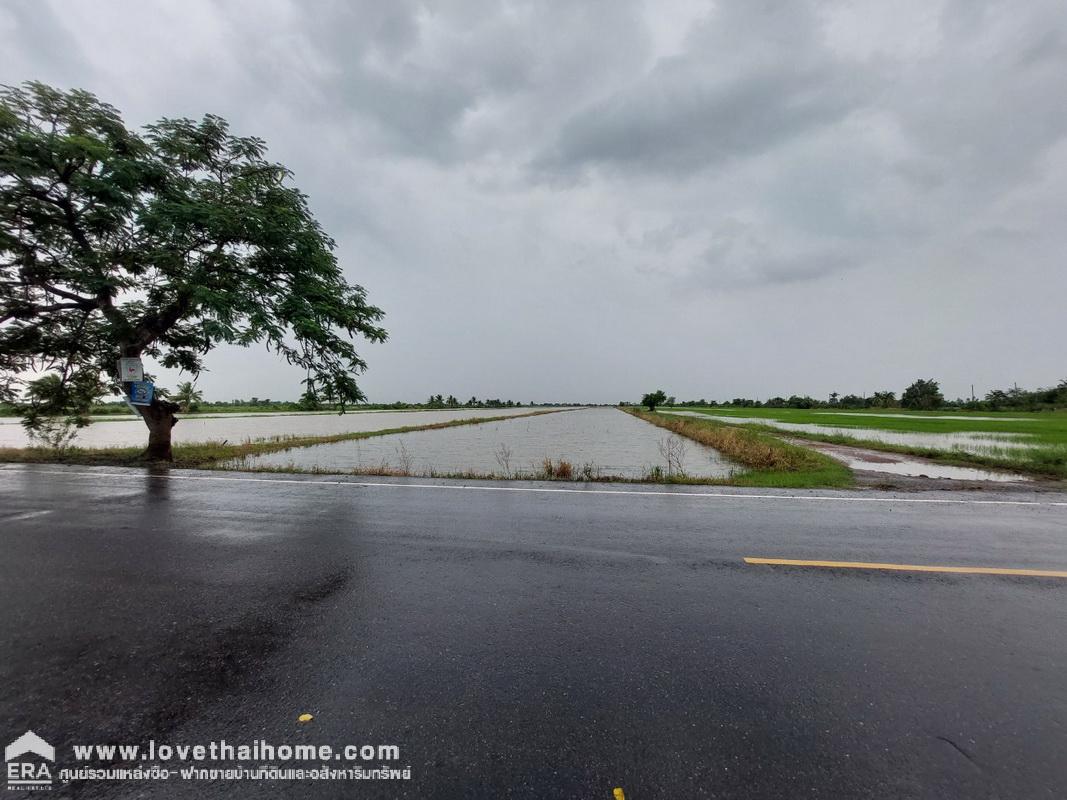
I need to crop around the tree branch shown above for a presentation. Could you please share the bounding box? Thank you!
[20,184,95,256]
[129,292,196,353]
[42,284,96,305]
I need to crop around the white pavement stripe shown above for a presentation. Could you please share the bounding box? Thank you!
[2,509,53,522]
[3,468,1067,508]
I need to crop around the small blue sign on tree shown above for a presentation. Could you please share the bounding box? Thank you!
[129,381,154,406]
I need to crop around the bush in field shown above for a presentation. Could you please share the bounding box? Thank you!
[870,391,897,408]
[494,443,514,476]
[641,390,667,411]
[658,435,688,476]
[540,458,574,480]
[298,390,324,411]
[173,381,204,413]
[901,379,944,410]
[579,462,600,481]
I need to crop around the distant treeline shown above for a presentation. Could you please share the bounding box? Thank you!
[421,395,521,409]
[0,394,592,417]
[631,378,1067,412]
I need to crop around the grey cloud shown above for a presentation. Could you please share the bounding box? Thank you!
[1,0,1066,403]
[1,0,93,81]
[886,0,1067,198]
[534,1,874,175]
[536,62,866,175]
[687,221,861,288]
[265,0,651,163]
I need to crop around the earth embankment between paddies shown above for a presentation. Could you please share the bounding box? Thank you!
[626,409,853,488]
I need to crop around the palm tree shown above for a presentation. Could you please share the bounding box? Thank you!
[173,381,204,412]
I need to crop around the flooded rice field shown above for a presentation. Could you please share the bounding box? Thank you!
[0,407,543,449]
[231,408,739,479]
[810,412,1036,422]
[660,411,1037,455]
[797,440,1030,482]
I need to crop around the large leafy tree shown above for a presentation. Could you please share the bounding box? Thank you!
[641,389,667,411]
[0,82,386,459]
[900,378,943,410]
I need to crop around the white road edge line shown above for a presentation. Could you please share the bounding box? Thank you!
[1,509,53,522]
[3,467,1067,507]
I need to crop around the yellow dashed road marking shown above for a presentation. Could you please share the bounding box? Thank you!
[744,557,1067,578]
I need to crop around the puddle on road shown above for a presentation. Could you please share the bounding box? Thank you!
[231,408,739,479]
[660,410,1035,454]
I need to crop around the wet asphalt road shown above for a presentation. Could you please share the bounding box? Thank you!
[1,465,1065,799]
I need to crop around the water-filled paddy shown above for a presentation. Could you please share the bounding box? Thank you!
[811,412,1037,422]
[660,410,1036,455]
[0,407,542,448]
[798,440,1030,482]
[231,408,738,479]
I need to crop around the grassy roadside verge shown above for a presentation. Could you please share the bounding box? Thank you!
[0,409,568,470]
[627,409,854,488]
[217,459,627,483]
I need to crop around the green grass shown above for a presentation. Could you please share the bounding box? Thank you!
[628,409,854,488]
[661,406,1067,481]
[665,405,1067,438]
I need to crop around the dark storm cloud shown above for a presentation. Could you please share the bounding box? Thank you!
[2,0,1066,402]
[535,2,873,175]
[694,221,860,288]
[246,0,652,163]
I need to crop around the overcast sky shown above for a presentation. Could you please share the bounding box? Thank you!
[4,0,1065,403]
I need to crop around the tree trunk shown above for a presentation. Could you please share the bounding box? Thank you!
[136,399,181,461]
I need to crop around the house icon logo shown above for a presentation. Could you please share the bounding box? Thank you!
[5,731,54,790]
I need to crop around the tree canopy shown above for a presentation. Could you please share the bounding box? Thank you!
[0,82,386,457]
[900,378,944,410]
[642,389,667,411]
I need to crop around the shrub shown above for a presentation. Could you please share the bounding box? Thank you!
[540,458,574,480]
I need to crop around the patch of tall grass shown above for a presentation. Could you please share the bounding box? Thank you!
[628,409,854,488]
